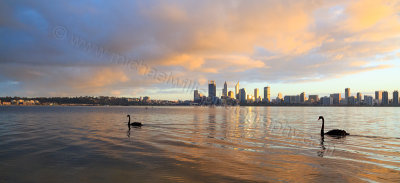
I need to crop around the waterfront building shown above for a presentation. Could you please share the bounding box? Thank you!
[208,80,216,98]
[321,96,333,106]
[375,91,382,104]
[247,94,254,103]
[348,96,356,105]
[235,81,239,99]
[228,91,234,99]
[284,95,298,104]
[330,93,341,105]
[300,92,306,103]
[254,88,259,101]
[277,93,283,100]
[222,81,228,97]
[143,96,150,103]
[357,92,362,105]
[239,88,246,103]
[275,93,283,104]
[364,95,373,106]
[284,96,291,104]
[264,86,271,102]
[382,91,389,105]
[194,90,200,101]
[2,101,11,105]
[308,95,319,104]
[393,90,399,105]
[345,88,350,104]
[294,95,300,104]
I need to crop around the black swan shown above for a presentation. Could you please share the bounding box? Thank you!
[318,116,349,136]
[127,115,142,127]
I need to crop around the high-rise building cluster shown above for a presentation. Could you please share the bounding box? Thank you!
[193,80,273,105]
[193,82,400,106]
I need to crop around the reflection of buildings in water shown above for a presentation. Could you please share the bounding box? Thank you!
[221,107,229,139]
[207,107,217,138]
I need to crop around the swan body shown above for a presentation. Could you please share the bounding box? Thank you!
[127,115,142,127]
[318,116,349,136]
[325,129,349,136]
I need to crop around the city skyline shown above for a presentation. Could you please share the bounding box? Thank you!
[193,80,400,101]
[1,1,400,100]
[191,79,400,106]
[196,80,398,101]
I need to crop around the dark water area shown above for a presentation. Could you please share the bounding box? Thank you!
[0,106,399,182]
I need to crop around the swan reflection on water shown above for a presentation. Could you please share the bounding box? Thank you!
[318,136,326,157]
[126,115,142,138]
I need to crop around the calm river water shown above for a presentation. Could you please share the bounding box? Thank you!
[0,106,399,182]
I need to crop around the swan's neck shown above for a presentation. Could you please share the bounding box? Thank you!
[128,116,131,125]
[321,118,324,136]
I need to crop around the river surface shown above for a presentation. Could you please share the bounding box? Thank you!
[0,106,399,182]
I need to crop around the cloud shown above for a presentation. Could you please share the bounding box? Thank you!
[344,0,398,32]
[0,0,400,98]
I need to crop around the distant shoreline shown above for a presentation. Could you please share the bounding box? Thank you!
[1,104,399,107]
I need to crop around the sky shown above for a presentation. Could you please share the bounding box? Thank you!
[1,0,400,100]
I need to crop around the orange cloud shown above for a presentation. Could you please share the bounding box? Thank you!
[74,68,129,90]
[344,0,398,32]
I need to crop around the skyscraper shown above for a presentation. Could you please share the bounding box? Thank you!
[208,80,216,98]
[375,91,382,104]
[264,86,271,102]
[345,88,350,104]
[393,90,399,105]
[222,81,227,97]
[194,90,200,101]
[300,92,305,103]
[382,91,389,105]
[254,88,259,101]
[239,88,246,103]
[357,92,362,104]
[235,81,239,99]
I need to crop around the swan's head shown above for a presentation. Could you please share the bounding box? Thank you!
[318,116,324,120]
[127,115,130,118]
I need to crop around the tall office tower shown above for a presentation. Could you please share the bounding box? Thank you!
[382,91,389,105]
[235,81,239,99]
[393,90,399,105]
[300,92,306,103]
[208,80,216,98]
[228,91,234,99]
[375,91,383,104]
[357,92,362,104]
[345,88,350,104]
[239,88,246,103]
[264,86,271,102]
[222,81,228,97]
[330,93,341,105]
[254,88,259,100]
[194,90,200,101]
